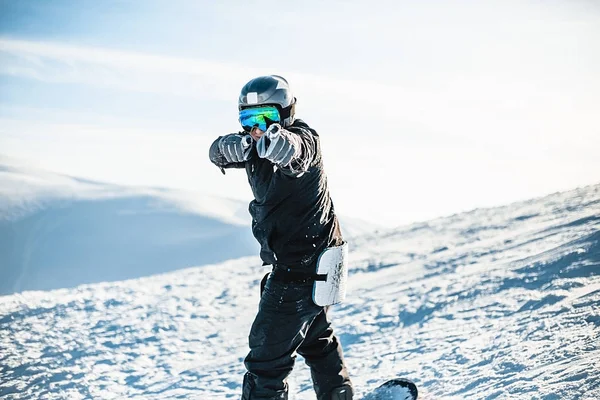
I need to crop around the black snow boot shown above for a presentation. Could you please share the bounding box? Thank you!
[330,384,354,400]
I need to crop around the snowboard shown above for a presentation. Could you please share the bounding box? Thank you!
[361,378,418,400]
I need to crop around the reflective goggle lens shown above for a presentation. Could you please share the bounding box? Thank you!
[239,106,281,132]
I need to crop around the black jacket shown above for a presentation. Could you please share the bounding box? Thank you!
[209,119,343,272]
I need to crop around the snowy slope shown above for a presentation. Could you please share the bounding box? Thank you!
[1,176,599,398]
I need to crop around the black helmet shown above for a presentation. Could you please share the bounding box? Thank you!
[238,75,296,127]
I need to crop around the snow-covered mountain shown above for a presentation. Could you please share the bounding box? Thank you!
[0,160,258,295]
[0,159,378,295]
[1,159,599,399]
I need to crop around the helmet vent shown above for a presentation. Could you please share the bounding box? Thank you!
[247,92,258,104]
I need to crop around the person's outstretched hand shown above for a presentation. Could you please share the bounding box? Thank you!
[218,133,253,163]
[257,124,297,167]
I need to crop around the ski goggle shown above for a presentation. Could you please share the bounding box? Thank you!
[239,106,281,132]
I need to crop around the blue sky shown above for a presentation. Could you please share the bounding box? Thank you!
[1,0,599,226]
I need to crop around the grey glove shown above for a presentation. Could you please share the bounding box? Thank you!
[218,134,253,163]
[256,124,299,167]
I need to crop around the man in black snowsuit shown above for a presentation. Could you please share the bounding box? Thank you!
[209,75,353,400]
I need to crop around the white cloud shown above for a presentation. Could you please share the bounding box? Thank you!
[0,38,255,100]
[1,30,600,226]
[1,36,598,148]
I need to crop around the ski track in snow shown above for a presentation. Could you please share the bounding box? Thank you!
[1,185,600,399]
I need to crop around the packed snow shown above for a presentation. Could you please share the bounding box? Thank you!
[1,163,599,399]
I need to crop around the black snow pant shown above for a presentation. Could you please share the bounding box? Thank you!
[241,269,352,400]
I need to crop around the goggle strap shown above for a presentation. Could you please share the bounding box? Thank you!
[279,102,295,122]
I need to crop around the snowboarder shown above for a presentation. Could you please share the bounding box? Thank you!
[209,75,354,400]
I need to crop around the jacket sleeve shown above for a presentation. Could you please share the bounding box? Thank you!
[278,126,319,177]
[209,135,247,172]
